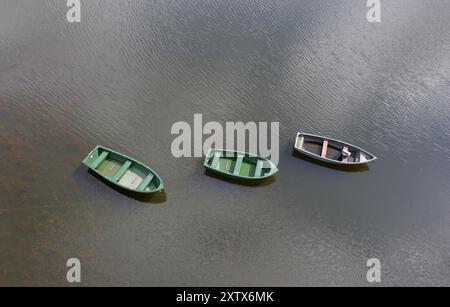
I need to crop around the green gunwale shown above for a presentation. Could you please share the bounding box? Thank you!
[204,148,278,180]
[82,145,164,194]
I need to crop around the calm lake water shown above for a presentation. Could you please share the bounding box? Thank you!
[1,0,449,286]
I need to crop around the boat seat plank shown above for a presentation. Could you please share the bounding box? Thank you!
[233,155,244,175]
[342,146,349,163]
[296,135,304,148]
[211,153,221,169]
[137,173,155,192]
[92,151,109,169]
[254,160,264,177]
[321,139,329,158]
[112,161,132,182]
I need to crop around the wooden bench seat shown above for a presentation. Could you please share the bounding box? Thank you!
[211,153,221,169]
[233,155,244,175]
[296,135,304,148]
[321,139,329,158]
[92,151,109,169]
[137,173,155,192]
[254,160,264,177]
[112,161,132,182]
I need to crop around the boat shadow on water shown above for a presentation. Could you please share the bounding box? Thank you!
[291,149,370,173]
[86,169,167,204]
[204,169,276,187]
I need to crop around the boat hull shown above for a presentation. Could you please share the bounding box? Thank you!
[204,148,278,180]
[82,145,163,194]
[294,133,377,166]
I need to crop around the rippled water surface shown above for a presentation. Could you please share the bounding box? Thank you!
[1,0,449,286]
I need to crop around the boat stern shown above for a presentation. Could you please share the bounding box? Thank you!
[268,161,279,177]
[82,145,101,168]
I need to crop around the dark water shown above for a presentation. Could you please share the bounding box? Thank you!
[1,0,449,286]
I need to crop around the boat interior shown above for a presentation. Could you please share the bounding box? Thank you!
[87,148,161,192]
[296,134,370,163]
[206,151,272,177]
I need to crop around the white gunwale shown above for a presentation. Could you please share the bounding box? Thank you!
[294,132,377,165]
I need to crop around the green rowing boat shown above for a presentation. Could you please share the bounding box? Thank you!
[82,145,163,194]
[204,148,278,180]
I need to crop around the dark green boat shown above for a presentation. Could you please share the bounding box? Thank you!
[82,145,163,194]
[204,148,278,180]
